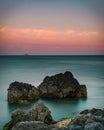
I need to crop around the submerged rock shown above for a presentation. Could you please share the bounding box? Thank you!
[38,71,87,98]
[8,81,39,104]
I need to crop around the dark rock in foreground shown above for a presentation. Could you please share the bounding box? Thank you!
[8,81,39,104]
[6,103,55,130]
[4,105,104,130]
[38,71,87,98]
[68,108,104,130]
[12,121,54,130]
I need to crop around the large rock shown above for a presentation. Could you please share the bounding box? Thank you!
[3,107,104,130]
[8,81,39,104]
[7,71,87,104]
[7,103,55,130]
[68,108,104,130]
[38,71,87,98]
[12,121,55,130]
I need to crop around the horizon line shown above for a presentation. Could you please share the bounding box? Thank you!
[0,54,104,56]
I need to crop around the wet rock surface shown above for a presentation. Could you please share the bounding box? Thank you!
[38,71,87,98]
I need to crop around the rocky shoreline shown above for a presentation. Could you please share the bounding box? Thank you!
[3,103,104,130]
[8,71,87,104]
[3,71,104,129]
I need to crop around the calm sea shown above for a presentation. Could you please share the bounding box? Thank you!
[0,55,104,129]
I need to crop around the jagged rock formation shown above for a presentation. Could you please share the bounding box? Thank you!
[7,71,87,104]
[4,106,104,130]
[67,108,104,130]
[38,71,87,98]
[8,81,39,104]
[6,103,55,130]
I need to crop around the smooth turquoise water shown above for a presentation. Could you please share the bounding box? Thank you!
[0,55,104,129]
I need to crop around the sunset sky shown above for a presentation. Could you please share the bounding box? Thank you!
[0,0,104,55]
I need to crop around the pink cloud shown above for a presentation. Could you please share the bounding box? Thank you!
[0,27,103,54]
